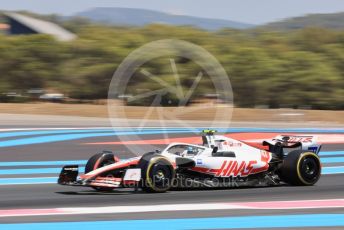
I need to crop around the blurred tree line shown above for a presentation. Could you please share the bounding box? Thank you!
[0,19,343,109]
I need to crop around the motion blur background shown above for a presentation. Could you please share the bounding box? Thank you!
[0,0,343,120]
[1,3,344,228]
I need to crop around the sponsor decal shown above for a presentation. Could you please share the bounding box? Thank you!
[225,141,242,147]
[284,136,313,143]
[250,150,271,174]
[308,146,318,153]
[215,160,258,177]
[218,141,242,149]
[193,151,272,177]
[63,167,78,171]
[197,159,203,165]
[123,168,141,181]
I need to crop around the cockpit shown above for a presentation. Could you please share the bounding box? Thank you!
[166,144,205,157]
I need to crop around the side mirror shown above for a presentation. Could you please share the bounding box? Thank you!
[212,147,218,153]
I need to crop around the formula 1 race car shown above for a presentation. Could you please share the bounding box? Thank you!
[58,130,322,193]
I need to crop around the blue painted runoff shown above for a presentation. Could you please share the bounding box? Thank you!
[0,167,85,175]
[321,157,344,163]
[0,214,344,230]
[0,127,343,148]
[0,130,197,148]
[0,177,57,185]
[0,160,87,167]
[322,166,344,174]
[319,151,344,156]
[0,128,200,139]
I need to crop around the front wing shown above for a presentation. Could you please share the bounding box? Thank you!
[58,165,141,188]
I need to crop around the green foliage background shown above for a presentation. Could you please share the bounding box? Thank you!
[0,18,343,109]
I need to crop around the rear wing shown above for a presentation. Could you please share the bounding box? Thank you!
[273,135,317,144]
[266,135,321,155]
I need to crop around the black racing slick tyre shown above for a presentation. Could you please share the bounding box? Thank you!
[279,150,321,186]
[138,153,175,193]
[85,151,117,192]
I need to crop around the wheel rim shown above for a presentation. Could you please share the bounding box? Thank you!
[300,156,320,183]
[149,163,172,189]
[154,170,166,181]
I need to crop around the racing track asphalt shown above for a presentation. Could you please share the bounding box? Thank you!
[0,121,343,229]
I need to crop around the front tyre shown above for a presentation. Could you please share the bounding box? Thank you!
[279,150,321,186]
[138,154,175,193]
[85,151,117,192]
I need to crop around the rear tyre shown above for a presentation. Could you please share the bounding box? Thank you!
[279,150,321,186]
[138,153,175,193]
[85,151,117,192]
